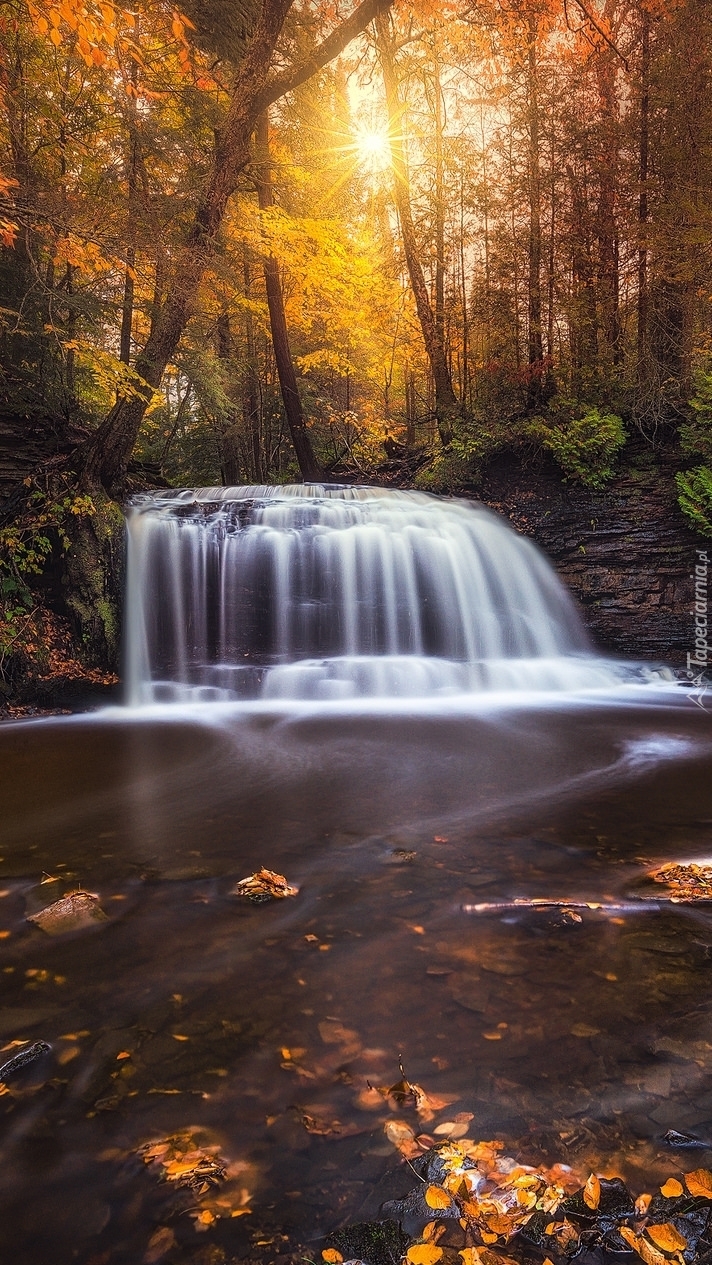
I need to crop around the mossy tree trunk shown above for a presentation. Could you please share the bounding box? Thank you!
[60,492,125,672]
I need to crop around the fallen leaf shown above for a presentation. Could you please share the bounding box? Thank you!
[684,1168,712,1198]
[406,1246,443,1265]
[57,1044,80,1065]
[318,1020,359,1046]
[660,1178,683,1198]
[385,1119,415,1145]
[434,1120,470,1138]
[194,1208,216,1230]
[302,1113,341,1136]
[583,1173,601,1210]
[425,1184,452,1209]
[322,1252,343,1264]
[232,869,298,902]
[570,1023,600,1038]
[646,1222,687,1253]
[619,1226,669,1265]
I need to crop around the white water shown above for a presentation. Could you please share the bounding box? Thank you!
[124,485,656,704]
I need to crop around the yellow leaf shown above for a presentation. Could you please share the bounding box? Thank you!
[684,1168,712,1199]
[583,1173,601,1210]
[660,1178,683,1198]
[646,1222,687,1253]
[406,1247,443,1265]
[321,1252,343,1264]
[422,1221,445,1242]
[425,1185,452,1209]
[49,27,62,46]
[619,1226,667,1265]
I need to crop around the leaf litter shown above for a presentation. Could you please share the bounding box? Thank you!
[317,1061,712,1265]
[138,1130,253,1234]
[231,868,299,903]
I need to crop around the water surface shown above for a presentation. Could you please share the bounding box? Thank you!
[1,690,711,1263]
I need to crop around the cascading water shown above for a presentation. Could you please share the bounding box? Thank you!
[124,484,641,703]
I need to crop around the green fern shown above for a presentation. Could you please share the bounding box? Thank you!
[676,466,712,536]
[527,408,626,489]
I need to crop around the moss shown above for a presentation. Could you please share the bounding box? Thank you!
[61,490,124,671]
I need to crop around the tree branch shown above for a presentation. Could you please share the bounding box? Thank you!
[256,0,394,112]
[570,0,630,71]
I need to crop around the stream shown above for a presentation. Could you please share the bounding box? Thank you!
[0,487,710,1264]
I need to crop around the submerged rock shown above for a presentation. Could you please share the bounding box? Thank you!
[27,889,107,935]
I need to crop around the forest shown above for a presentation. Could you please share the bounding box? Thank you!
[0,0,710,698]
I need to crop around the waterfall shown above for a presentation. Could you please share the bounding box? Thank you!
[124,485,630,703]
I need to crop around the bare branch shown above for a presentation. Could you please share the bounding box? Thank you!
[256,0,394,112]
[570,0,630,71]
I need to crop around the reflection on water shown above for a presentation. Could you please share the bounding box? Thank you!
[0,692,711,1263]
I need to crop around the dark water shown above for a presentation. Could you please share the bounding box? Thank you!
[1,691,712,1263]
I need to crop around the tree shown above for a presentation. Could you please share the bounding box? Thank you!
[375,8,461,448]
[255,109,323,481]
[80,0,392,495]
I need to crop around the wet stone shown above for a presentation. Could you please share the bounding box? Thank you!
[324,1220,408,1265]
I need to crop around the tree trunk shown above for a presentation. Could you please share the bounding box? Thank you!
[526,15,544,410]
[595,11,621,378]
[243,247,263,480]
[375,10,460,448]
[120,42,140,366]
[216,312,242,486]
[256,111,323,482]
[636,6,650,393]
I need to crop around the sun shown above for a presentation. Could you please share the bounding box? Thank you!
[353,123,392,174]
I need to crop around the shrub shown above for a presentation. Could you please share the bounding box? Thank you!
[526,408,626,488]
[676,466,712,536]
[679,370,712,461]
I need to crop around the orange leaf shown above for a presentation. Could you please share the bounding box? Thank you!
[406,1247,443,1265]
[660,1178,683,1198]
[425,1185,452,1209]
[321,1252,343,1264]
[583,1174,601,1210]
[646,1222,687,1253]
[684,1168,712,1199]
[619,1227,667,1265]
